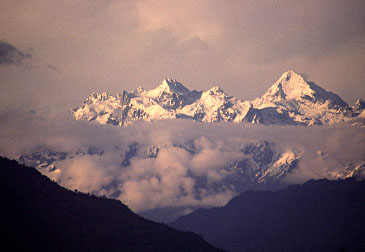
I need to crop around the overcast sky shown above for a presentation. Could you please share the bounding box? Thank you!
[1,0,364,114]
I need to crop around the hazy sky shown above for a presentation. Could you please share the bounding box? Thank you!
[1,1,364,216]
[1,0,364,114]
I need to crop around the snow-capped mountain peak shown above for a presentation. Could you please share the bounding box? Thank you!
[254,70,348,107]
[145,78,191,98]
[138,78,202,110]
[160,78,190,94]
[71,72,364,127]
[267,70,310,100]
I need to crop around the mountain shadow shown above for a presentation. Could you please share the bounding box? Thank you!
[171,178,365,252]
[0,157,226,252]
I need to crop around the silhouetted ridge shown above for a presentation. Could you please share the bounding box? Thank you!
[171,178,365,252]
[0,157,226,252]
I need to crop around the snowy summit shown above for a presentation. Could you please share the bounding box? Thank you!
[72,71,364,127]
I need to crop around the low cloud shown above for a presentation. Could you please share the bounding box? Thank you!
[118,140,239,211]
[0,109,364,213]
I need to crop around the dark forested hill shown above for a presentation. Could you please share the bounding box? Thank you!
[171,178,365,252]
[0,157,226,252]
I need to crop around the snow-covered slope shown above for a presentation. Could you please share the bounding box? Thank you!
[71,71,364,126]
[17,141,301,195]
[17,146,104,174]
[251,70,359,125]
[18,140,364,193]
[253,70,347,106]
[72,79,256,125]
[119,141,302,187]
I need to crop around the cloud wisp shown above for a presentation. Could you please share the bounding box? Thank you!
[0,41,32,66]
[0,41,60,73]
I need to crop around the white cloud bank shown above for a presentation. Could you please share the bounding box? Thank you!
[0,110,364,212]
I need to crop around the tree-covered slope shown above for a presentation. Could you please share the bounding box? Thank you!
[172,178,365,252]
[0,157,226,252]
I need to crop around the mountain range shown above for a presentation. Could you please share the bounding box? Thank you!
[3,157,364,252]
[13,70,365,223]
[0,157,226,252]
[72,70,365,127]
[171,178,365,252]
[17,139,364,223]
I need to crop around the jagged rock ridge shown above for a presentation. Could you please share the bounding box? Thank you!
[71,71,364,126]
